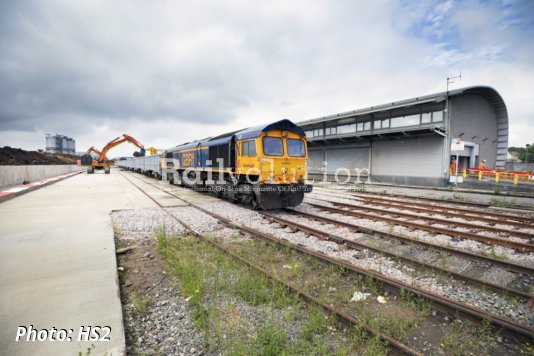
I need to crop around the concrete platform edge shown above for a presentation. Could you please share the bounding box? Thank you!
[0,171,84,204]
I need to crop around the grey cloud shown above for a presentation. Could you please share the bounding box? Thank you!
[0,0,260,134]
[0,0,532,151]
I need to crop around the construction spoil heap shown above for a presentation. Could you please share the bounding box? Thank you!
[0,146,78,165]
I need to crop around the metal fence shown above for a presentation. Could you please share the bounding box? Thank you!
[503,162,534,172]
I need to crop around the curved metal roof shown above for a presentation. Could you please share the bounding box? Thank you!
[460,87,508,167]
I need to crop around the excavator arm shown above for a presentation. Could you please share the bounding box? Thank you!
[86,146,102,156]
[97,134,146,162]
[83,134,147,174]
[122,134,145,154]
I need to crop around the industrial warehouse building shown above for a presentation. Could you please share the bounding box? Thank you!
[298,86,508,186]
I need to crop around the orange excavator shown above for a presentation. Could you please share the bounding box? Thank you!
[82,134,146,174]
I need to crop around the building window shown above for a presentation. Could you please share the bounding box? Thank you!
[313,129,324,137]
[337,124,356,134]
[304,130,313,137]
[421,112,431,124]
[356,123,363,131]
[374,120,382,129]
[382,119,390,129]
[432,111,444,122]
[364,122,371,131]
[390,114,420,128]
[325,127,337,136]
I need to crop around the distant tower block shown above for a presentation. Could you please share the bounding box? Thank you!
[45,134,76,155]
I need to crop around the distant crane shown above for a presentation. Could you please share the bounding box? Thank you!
[81,134,147,174]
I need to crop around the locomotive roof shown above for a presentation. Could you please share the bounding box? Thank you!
[165,119,305,153]
[235,119,305,140]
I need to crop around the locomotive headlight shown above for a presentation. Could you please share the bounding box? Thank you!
[282,130,289,137]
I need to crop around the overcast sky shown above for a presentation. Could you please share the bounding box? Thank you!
[1,0,533,157]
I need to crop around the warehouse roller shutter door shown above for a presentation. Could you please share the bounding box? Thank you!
[372,136,442,177]
[308,150,324,173]
[325,147,370,173]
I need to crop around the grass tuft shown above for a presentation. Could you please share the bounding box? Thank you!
[235,273,271,306]
[256,320,287,356]
[130,294,149,314]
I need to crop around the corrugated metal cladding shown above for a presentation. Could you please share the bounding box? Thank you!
[372,136,443,177]
[450,93,498,167]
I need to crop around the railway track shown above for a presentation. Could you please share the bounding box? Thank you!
[121,171,534,343]
[120,172,420,355]
[259,210,533,299]
[339,187,534,213]
[313,190,534,229]
[305,198,534,252]
[287,207,534,275]
[308,194,534,240]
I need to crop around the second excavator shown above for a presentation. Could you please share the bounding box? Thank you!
[81,134,146,174]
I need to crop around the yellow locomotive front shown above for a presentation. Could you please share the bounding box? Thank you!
[235,121,312,209]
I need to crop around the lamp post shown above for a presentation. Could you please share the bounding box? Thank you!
[446,74,461,181]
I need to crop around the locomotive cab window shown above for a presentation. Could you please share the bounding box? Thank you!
[241,140,256,156]
[262,137,283,156]
[287,139,305,157]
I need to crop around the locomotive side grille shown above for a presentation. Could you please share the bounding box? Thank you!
[208,146,218,167]
[217,144,230,168]
[208,144,230,168]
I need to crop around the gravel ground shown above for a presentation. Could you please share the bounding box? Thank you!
[111,215,205,356]
[112,208,185,240]
[124,283,205,355]
[113,204,353,355]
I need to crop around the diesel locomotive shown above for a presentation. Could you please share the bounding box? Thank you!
[117,119,312,209]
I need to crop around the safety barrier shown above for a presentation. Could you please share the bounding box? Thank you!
[449,167,534,185]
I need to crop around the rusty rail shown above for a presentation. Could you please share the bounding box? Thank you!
[291,208,534,275]
[307,202,534,252]
[345,190,534,220]
[312,191,534,230]
[309,196,534,241]
[259,211,532,299]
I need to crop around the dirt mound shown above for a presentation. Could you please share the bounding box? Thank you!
[0,146,78,165]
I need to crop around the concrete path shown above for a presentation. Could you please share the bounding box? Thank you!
[0,169,155,355]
